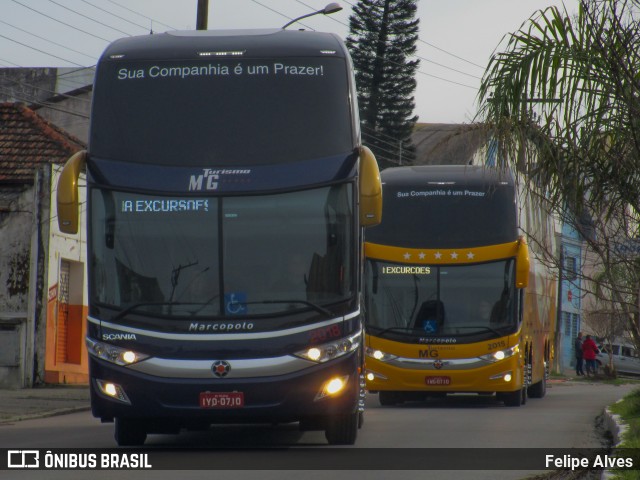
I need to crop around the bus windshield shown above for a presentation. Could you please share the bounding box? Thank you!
[364,259,517,339]
[90,57,353,166]
[90,184,354,319]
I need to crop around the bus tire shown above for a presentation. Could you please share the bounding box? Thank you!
[503,388,524,407]
[114,418,147,446]
[325,412,358,445]
[527,376,546,398]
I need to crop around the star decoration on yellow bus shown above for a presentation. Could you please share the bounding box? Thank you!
[365,241,521,265]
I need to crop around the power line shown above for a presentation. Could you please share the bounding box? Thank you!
[104,0,178,31]
[0,85,90,119]
[0,57,22,67]
[46,0,133,37]
[416,38,485,70]
[0,19,97,61]
[55,67,97,92]
[250,0,315,30]
[341,0,485,70]
[9,0,112,43]
[415,54,482,80]
[80,0,149,32]
[415,67,476,89]
[295,0,479,88]
[0,32,86,67]
[2,76,93,106]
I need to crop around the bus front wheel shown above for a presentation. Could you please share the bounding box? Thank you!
[502,387,526,407]
[114,418,147,446]
[527,376,546,398]
[325,412,358,445]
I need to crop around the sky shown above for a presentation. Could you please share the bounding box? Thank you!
[0,0,579,124]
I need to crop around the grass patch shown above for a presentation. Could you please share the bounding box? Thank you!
[609,390,640,449]
[606,388,640,479]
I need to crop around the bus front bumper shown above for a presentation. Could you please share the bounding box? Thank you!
[365,355,523,394]
[89,353,360,427]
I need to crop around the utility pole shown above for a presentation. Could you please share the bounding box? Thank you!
[196,0,209,30]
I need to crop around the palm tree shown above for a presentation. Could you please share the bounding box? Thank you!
[477,0,640,348]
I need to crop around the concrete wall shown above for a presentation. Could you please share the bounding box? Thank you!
[0,185,35,387]
[35,89,91,144]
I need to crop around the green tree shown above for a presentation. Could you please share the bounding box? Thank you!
[477,0,640,347]
[346,0,419,168]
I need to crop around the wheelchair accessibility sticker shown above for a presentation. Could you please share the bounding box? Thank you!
[224,292,247,315]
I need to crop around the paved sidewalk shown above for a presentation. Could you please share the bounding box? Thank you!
[0,385,90,423]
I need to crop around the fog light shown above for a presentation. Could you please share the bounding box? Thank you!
[105,383,117,396]
[365,370,388,381]
[326,377,345,394]
[315,375,349,401]
[96,379,131,405]
[489,371,513,382]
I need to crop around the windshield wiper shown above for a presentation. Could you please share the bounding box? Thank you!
[374,326,420,337]
[451,325,505,336]
[113,295,219,322]
[373,325,506,338]
[242,299,333,318]
[113,301,202,321]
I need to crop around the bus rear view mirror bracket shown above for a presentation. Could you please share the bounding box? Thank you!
[57,150,87,234]
[359,146,382,227]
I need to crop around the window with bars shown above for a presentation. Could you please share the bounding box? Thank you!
[564,312,580,339]
[564,256,577,280]
[55,259,84,366]
[56,261,70,364]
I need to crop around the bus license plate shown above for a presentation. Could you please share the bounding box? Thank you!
[425,376,451,386]
[200,392,244,408]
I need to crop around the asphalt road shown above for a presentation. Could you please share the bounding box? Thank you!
[0,379,636,480]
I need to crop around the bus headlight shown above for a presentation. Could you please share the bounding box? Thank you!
[86,337,149,366]
[480,345,519,363]
[295,331,361,363]
[365,347,397,362]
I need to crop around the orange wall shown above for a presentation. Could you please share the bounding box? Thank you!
[45,287,88,384]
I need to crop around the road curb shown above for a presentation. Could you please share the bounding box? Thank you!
[0,406,91,425]
[601,400,628,480]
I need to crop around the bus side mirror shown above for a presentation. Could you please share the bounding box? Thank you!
[359,145,382,227]
[57,150,87,234]
[515,235,530,288]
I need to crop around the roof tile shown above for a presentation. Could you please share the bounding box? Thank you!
[0,102,85,183]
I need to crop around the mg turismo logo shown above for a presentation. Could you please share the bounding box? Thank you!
[212,360,231,378]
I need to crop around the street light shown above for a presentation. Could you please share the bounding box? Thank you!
[281,2,343,30]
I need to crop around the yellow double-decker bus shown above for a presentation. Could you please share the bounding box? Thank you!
[363,165,556,407]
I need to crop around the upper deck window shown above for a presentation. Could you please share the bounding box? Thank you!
[90,57,353,166]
